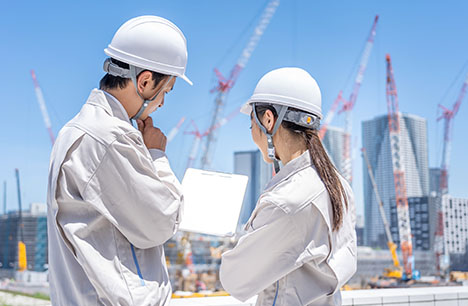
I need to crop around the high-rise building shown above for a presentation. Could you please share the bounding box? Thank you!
[389,196,437,251]
[362,113,429,248]
[322,125,346,175]
[0,203,48,271]
[234,150,273,229]
[442,196,468,255]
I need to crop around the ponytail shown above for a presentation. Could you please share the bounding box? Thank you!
[255,105,349,231]
[301,129,349,231]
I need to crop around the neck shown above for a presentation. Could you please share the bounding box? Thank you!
[105,86,140,118]
[274,129,307,165]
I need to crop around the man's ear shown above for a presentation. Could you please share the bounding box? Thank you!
[137,71,153,92]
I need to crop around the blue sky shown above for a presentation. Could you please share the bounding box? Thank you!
[1,0,468,218]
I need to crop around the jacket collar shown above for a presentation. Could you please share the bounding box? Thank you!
[264,150,312,192]
[86,89,132,125]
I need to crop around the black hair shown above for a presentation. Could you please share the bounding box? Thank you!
[255,104,349,231]
[99,58,167,90]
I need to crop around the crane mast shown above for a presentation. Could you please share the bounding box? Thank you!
[385,54,413,278]
[199,0,280,169]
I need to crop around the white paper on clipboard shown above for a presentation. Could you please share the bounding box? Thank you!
[179,168,248,236]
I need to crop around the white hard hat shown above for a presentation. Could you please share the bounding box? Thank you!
[104,15,192,85]
[241,67,322,119]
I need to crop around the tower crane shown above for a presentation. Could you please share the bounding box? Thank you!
[434,70,468,274]
[185,107,241,170]
[199,0,280,169]
[385,54,414,279]
[361,148,402,278]
[319,15,379,184]
[31,70,55,146]
[437,72,467,195]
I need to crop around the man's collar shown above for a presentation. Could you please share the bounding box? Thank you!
[102,90,131,124]
[85,89,132,125]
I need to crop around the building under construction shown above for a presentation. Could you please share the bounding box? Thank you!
[0,203,48,272]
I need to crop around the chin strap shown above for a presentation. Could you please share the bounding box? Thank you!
[252,104,288,174]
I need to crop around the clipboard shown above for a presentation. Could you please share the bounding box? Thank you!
[179,168,249,236]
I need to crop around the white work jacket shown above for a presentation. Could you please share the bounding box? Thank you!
[220,151,357,305]
[47,89,183,306]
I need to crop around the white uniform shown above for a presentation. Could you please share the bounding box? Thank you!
[47,89,183,306]
[220,151,357,305]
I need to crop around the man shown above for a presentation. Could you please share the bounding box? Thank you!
[47,15,192,305]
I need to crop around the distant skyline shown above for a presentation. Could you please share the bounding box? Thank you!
[1,0,468,219]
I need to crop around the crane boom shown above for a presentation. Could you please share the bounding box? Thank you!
[437,71,468,194]
[320,16,378,136]
[200,0,280,169]
[31,70,55,146]
[361,148,401,271]
[385,54,413,278]
[340,15,379,184]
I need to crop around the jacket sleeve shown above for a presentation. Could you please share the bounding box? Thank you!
[219,202,330,302]
[82,132,183,249]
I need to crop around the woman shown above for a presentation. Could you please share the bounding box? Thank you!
[220,67,357,305]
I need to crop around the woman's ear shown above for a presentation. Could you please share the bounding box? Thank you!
[263,109,276,133]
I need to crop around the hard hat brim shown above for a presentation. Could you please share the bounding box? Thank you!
[240,102,252,115]
[180,74,193,86]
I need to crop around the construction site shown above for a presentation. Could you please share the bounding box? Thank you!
[1,1,468,305]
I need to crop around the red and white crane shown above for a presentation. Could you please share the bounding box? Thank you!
[199,0,280,169]
[319,16,379,184]
[385,54,414,279]
[434,70,468,273]
[437,72,467,195]
[31,70,55,146]
[185,107,241,170]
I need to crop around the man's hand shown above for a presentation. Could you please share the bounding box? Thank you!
[136,117,167,151]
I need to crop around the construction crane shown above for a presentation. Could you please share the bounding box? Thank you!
[15,169,27,271]
[437,71,468,195]
[385,54,414,280]
[199,0,280,169]
[31,70,55,146]
[185,107,241,170]
[185,121,205,169]
[361,148,402,279]
[319,16,379,184]
[434,70,468,274]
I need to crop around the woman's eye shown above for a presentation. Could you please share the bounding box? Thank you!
[249,125,252,130]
